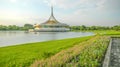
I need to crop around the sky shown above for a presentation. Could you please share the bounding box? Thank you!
[0,0,120,26]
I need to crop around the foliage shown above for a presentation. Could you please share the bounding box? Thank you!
[70,25,120,31]
[23,24,34,30]
[0,24,33,31]
[112,25,120,31]
[0,36,92,67]
[1,24,120,31]
[30,36,110,67]
[74,36,109,67]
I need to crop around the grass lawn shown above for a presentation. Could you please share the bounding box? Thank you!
[0,36,92,67]
[31,36,110,67]
[93,30,120,35]
[71,30,120,35]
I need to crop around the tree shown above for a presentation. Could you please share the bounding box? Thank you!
[112,25,120,31]
[23,24,34,30]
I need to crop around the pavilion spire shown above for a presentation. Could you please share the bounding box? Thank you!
[48,5,58,22]
[51,5,54,16]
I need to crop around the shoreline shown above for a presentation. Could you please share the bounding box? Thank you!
[0,35,94,48]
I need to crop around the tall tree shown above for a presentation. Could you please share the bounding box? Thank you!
[23,24,34,30]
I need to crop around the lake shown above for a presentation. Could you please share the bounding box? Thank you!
[0,31,94,47]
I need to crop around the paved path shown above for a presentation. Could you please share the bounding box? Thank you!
[109,38,120,67]
[103,37,120,67]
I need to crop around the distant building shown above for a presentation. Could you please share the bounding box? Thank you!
[34,6,70,32]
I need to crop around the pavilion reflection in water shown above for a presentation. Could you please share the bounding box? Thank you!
[34,6,70,32]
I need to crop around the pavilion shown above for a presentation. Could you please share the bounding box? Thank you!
[34,6,70,32]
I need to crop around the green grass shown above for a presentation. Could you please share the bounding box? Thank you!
[0,36,92,67]
[92,30,120,35]
[72,30,120,35]
[31,36,110,67]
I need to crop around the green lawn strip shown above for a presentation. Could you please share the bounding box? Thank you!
[93,30,120,38]
[92,30,120,35]
[71,30,120,35]
[0,36,92,67]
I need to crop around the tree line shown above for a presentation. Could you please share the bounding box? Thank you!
[0,24,33,31]
[0,24,120,31]
[70,25,120,31]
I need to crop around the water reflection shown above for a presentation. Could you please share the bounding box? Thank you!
[0,31,94,47]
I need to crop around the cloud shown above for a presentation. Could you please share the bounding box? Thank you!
[43,0,107,9]
[0,0,120,26]
[98,0,120,12]
[53,0,120,26]
[43,0,56,6]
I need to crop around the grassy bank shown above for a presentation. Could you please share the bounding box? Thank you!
[0,36,92,67]
[31,36,110,67]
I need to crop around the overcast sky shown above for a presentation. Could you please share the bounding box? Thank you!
[0,0,120,26]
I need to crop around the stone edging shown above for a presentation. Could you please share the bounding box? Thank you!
[102,38,112,67]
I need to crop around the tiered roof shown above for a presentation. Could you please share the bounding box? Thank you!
[41,6,69,27]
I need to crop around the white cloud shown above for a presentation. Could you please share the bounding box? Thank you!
[43,0,56,6]
[0,0,119,26]
[98,0,120,12]
[43,0,107,9]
